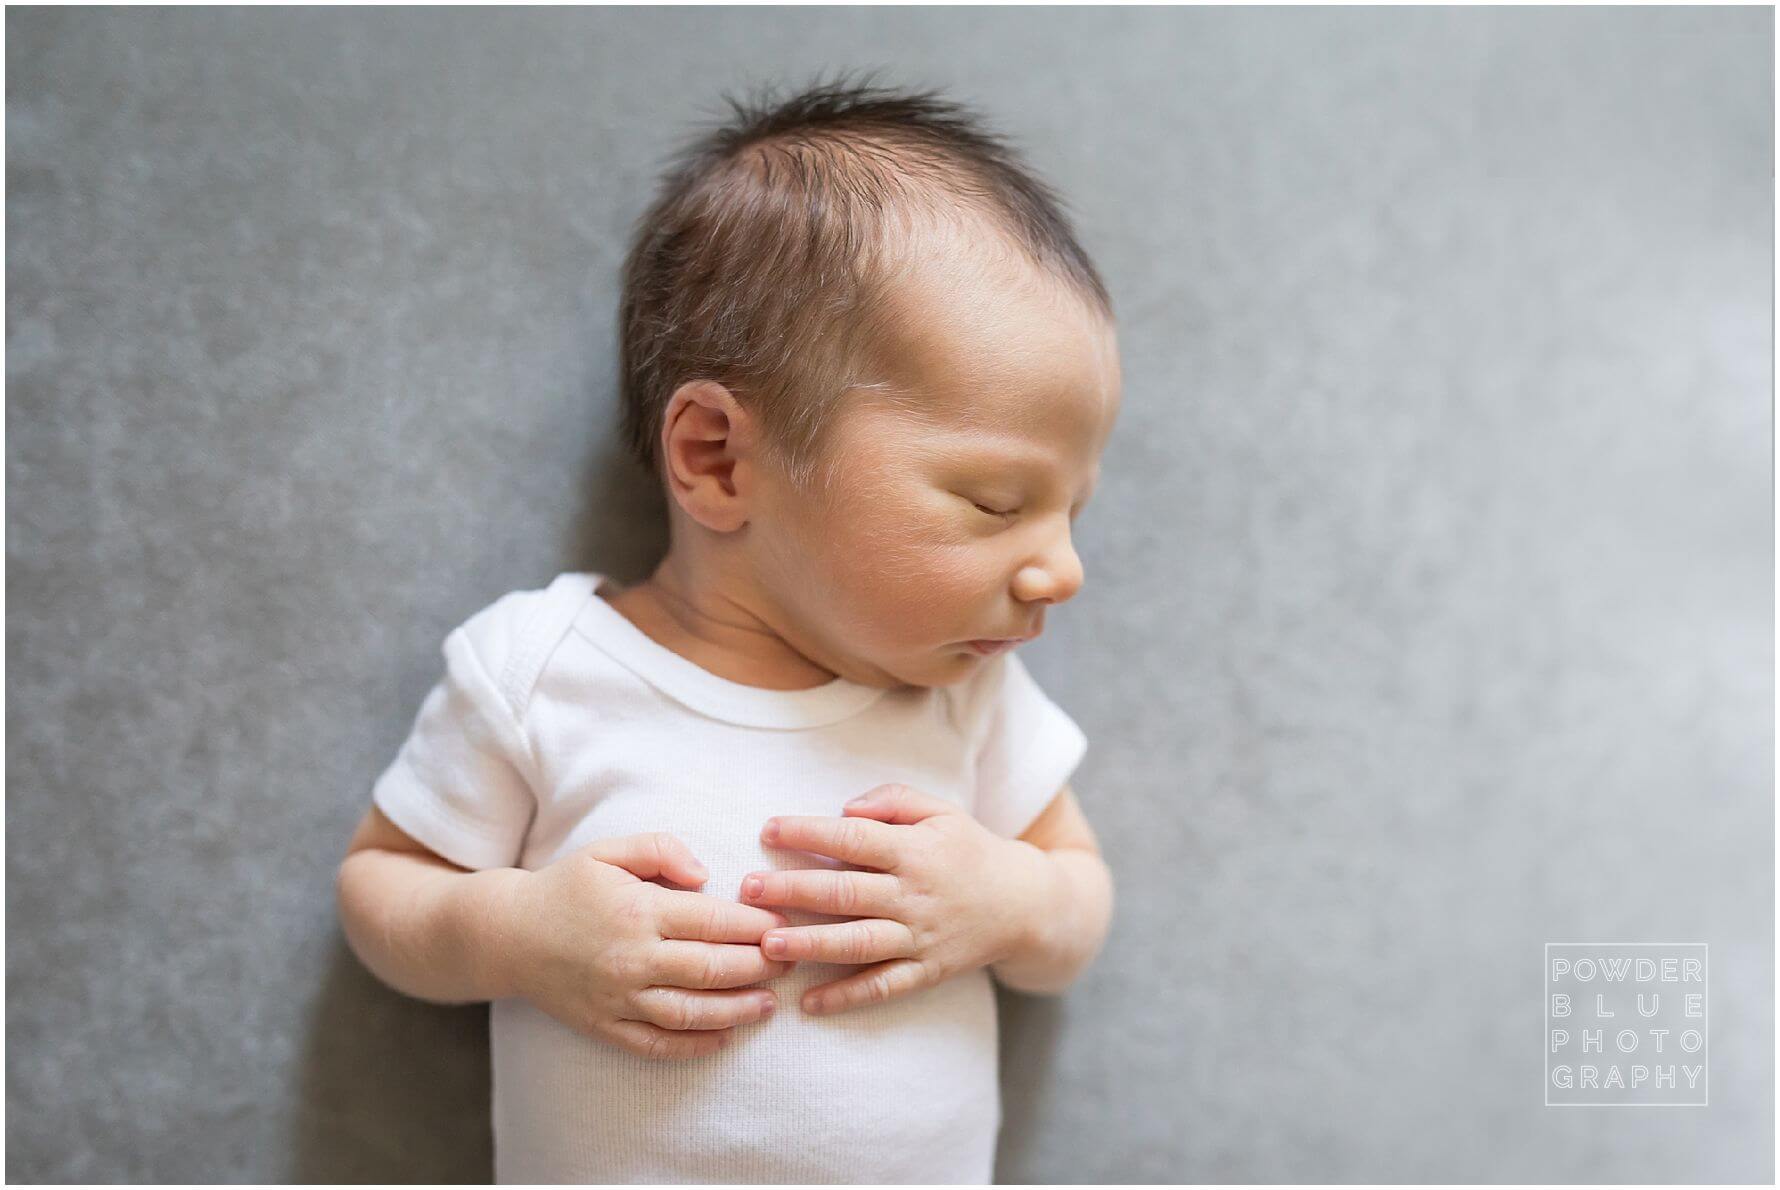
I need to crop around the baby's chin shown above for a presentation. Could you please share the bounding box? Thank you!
[857,644,995,690]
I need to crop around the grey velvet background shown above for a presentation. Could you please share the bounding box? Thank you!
[6,6,1771,1184]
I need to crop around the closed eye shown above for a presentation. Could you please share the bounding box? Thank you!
[972,502,1016,518]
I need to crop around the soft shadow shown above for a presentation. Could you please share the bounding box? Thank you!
[993,986,1067,1183]
[290,933,493,1182]
[564,418,670,584]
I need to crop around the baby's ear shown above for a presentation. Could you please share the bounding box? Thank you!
[660,379,751,533]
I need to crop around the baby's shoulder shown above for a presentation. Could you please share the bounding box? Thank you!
[454,572,601,715]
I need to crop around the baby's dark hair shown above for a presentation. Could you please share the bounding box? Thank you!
[618,68,1112,495]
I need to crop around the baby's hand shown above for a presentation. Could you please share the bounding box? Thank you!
[499,832,795,1060]
[739,784,1053,1017]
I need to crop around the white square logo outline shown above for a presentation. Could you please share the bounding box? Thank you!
[1544,941,1708,1107]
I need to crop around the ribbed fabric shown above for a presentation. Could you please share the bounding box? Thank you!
[371,572,1088,1183]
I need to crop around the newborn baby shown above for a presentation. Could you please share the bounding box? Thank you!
[337,76,1118,1184]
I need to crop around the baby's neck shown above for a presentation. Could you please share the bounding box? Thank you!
[597,569,842,692]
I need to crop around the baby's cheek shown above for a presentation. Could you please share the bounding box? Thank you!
[916,541,992,595]
[851,524,978,595]
[823,536,968,635]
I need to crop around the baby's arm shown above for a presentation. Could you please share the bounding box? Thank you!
[336,804,528,1003]
[988,784,1114,995]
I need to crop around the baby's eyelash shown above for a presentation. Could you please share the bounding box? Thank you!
[972,502,1016,518]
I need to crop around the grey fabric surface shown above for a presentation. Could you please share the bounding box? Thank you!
[6,6,1771,1183]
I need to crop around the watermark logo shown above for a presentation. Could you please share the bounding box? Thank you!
[1546,942,1707,1106]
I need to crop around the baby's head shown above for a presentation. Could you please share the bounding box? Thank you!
[617,73,1121,690]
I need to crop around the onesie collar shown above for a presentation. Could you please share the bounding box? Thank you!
[570,572,891,729]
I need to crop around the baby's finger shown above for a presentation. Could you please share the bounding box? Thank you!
[762,814,902,870]
[602,1018,733,1062]
[760,917,916,965]
[655,889,790,943]
[579,831,709,889]
[740,868,902,918]
[647,939,797,989]
[627,986,777,1032]
[802,957,931,1017]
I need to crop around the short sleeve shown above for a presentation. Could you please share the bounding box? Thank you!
[370,591,544,870]
[956,651,1089,840]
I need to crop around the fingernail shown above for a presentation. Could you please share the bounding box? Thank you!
[845,796,870,806]
[764,933,786,957]
[762,820,780,843]
[759,996,775,1016]
[743,876,764,899]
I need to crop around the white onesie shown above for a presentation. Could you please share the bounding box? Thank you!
[370,571,1088,1183]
